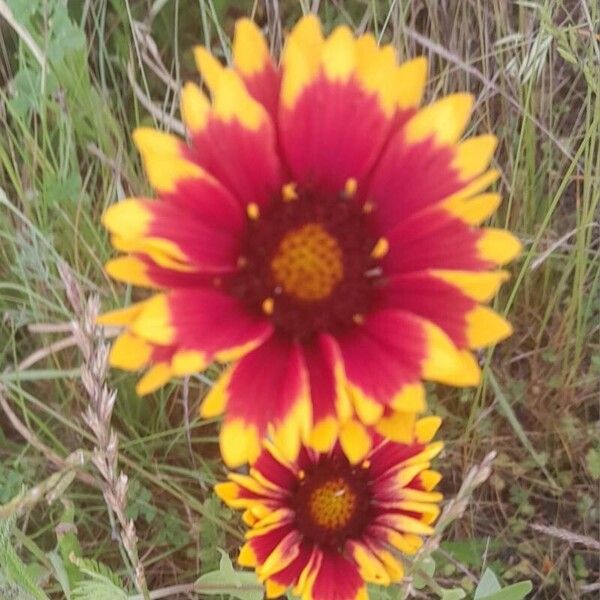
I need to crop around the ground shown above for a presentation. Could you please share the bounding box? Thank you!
[0,1,598,599]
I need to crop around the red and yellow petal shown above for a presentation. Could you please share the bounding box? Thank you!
[374,512,434,537]
[107,330,213,395]
[384,207,508,274]
[368,524,425,555]
[232,18,281,120]
[265,542,313,598]
[338,309,479,421]
[136,344,180,395]
[362,539,405,582]
[252,442,299,492]
[186,52,283,208]
[337,312,427,420]
[279,23,403,196]
[105,254,214,289]
[103,178,243,274]
[339,419,372,465]
[103,199,190,271]
[131,289,273,361]
[106,331,178,394]
[405,93,474,146]
[364,93,505,237]
[374,409,419,444]
[414,469,443,492]
[280,15,324,109]
[243,522,295,568]
[364,98,475,230]
[305,551,367,600]
[429,269,510,302]
[346,539,391,586]
[103,288,274,395]
[465,305,513,348]
[257,530,303,580]
[303,334,352,453]
[203,337,310,467]
[214,479,280,514]
[380,212,519,352]
[132,128,203,194]
[367,438,428,481]
[227,472,286,501]
[135,362,173,396]
[441,191,502,226]
[379,272,475,348]
[477,228,523,265]
[356,35,427,116]
[180,81,210,133]
[96,300,148,327]
[108,331,154,371]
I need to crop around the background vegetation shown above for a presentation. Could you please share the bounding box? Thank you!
[0,1,598,598]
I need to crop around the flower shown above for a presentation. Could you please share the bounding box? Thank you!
[215,415,444,600]
[100,15,521,466]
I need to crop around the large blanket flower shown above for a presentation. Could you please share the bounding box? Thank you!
[216,415,444,600]
[100,16,521,466]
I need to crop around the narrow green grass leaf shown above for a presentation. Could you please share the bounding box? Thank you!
[488,372,560,490]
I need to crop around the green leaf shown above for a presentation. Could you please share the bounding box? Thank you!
[125,480,157,524]
[585,448,600,480]
[475,568,532,600]
[0,466,25,504]
[70,558,123,590]
[70,557,127,600]
[6,0,42,23]
[440,588,466,600]
[195,549,263,600]
[440,539,498,568]
[412,556,436,590]
[476,581,533,600]
[0,517,50,600]
[475,568,501,598]
[55,500,83,592]
[198,496,232,572]
[366,584,406,600]
[46,552,71,599]
[71,580,128,600]
[155,511,189,547]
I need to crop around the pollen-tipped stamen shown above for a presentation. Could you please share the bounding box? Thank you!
[282,182,298,202]
[344,178,358,197]
[262,297,275,315]
[247,203,260,220]
[371,237,389,259]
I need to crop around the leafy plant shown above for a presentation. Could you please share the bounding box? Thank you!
[0,517,49,600]
[195,549,263,600]
[474,568,532,600]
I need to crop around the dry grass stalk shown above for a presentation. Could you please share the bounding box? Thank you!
[59,262,150,600]
[404,452,497,596]
[529,523,600,551]
[0,449,85,519]
[424,451,497,553]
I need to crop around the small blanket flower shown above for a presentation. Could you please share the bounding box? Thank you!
[216,415,444,600]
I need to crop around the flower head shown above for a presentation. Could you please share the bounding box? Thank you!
[216,415,443,600]
[100,16,520,466]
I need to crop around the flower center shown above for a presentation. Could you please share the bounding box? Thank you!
[270,223,344,301]
[225,183,385,343]
[293,454,371,549]
[308,476,357,529]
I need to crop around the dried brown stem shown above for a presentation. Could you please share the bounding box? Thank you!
[59,262,151,600]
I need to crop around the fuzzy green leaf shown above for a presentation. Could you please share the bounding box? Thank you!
[195,549,263,600]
